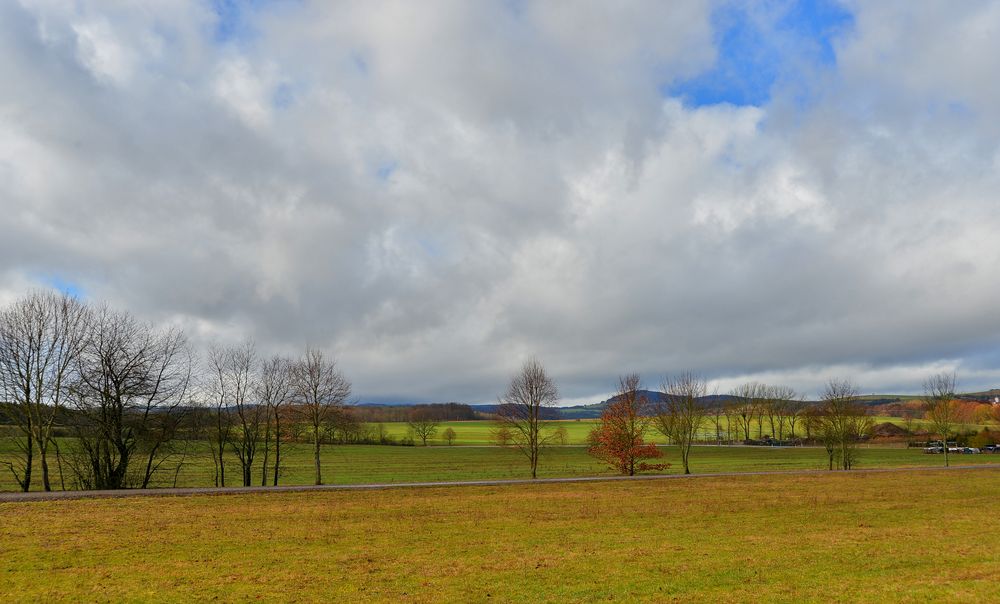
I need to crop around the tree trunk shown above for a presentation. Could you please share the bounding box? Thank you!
[313,424,322,485]
[218,442,226,487]
[273,419,281,486]
[40,449,51,491]
[261,430,271,487]
[21,433,33,492]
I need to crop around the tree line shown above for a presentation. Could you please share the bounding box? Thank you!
[0,291,355,492]
[0,290,982,491]
[491,361,972,478]
[352,403,479,424]
[0,292,507,492]
[577,374,874,475]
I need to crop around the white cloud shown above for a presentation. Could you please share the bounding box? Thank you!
[2,1,1000,402]
[71,17,135,85]
[213,57,279,129]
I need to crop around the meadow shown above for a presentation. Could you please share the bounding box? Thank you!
[375,416,996,445]
[3,433,1000,492]
[2,469,999,601]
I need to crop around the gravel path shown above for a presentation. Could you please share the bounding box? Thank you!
[2,463,997,503]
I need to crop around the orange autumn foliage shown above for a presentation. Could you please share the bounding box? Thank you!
[587,374,669,476]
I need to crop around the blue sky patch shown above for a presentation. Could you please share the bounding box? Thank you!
[351,51,369,75]
[667,0,853,108]
[211,0,253,43]
[211,0,300,44]
[376,160,397,182]
[272,83,294,109]
[36,274,85,298]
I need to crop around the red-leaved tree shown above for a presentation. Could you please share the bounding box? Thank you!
[588,373,669,475]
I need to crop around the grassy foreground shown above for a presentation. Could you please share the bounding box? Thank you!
[2,469,999,601]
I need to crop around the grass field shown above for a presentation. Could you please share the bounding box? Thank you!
[2,469,999,601]
[377,415,995,446]
[3,436,1000,492]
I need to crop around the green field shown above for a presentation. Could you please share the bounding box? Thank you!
[380,416,994,445]
[4,436,1000,492]
[2,469,999,601]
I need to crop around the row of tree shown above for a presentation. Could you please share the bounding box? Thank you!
[0,291,351,492]
[203,342,351,488]
[0,290,979,490]
[870,397,995,428]
[353,403,478,423]
[489,361,970,478]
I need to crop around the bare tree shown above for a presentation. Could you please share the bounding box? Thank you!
[0,397,32,492]
[206,344,233,487]
[655,372,708,474]
[0,291,89,491]
[815,403,839,470]
[257,355,292,486]
[759,386,781,440]
[901,408,918,435]
[802,402,823,441]
[815,379,873,470]
[291,348,351,485]
[224,341,260,487]
[68,307,192,489]
[553,425,568,445]
[407,408,440,446]
[707,397,727,444]
[492,425,513,447]
[783,396,806,439]
[722,400,738,442]
[442,427,457,445]
[768,385,797,440]
[729,382,763,442]
[924,372,961,468]
[495,358,560,478]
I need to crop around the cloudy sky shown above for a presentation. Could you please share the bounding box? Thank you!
[2,1,1000,403]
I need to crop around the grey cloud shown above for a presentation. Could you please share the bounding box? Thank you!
[2,1,999,403]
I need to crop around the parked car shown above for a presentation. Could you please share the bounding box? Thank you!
[961,447,981,454]
[923,446,943,454]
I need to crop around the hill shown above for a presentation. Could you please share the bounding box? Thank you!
[347,387,1000,421]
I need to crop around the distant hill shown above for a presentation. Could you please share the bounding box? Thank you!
[857,397,907,407]
[557,391,743,419]
[349,388,1000,421]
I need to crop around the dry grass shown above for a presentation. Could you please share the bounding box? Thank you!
[2,469,999,601]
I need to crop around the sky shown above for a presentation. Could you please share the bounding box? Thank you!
[3,0,1000,404]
